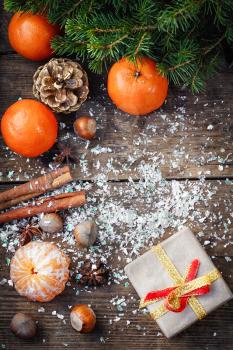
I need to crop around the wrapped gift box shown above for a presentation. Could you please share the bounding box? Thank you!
[125,227,232,338]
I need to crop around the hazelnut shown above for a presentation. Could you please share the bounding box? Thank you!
[10,313,37,339]
[73,116,96,140]
[39,213,63,233]
[73,220,97,248]
[70,304,96,333]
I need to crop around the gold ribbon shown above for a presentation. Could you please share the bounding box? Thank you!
[140,244,220,320]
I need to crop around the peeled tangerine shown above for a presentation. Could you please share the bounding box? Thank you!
[10,241,70,302]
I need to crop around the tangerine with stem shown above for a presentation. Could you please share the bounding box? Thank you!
[108,57,168,115]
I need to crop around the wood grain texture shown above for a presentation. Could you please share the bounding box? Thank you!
[0,263,233,350]
[1,6,233,350]
[1,181,233,350]
[0,55,232,181]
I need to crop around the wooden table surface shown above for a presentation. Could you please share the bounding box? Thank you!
[1,5,233,350]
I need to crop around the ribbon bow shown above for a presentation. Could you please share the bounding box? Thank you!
[140,245,220,320]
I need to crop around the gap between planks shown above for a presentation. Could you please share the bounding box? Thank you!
[0,174,232,188]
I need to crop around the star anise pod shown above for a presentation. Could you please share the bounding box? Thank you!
[19,224,42,246]
[53,141,77,165]
[77,259,110,287]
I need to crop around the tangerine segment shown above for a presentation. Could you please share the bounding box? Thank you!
[10,242,70,302]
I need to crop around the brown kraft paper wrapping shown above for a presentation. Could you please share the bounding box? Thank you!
[125,227,232,338]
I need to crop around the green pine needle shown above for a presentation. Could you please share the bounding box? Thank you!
[4,0,233,93]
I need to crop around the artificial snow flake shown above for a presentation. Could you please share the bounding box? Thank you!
[0,94,232,338]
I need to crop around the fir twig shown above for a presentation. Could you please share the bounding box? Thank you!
[4,0,233,92]
[203,33,226,55]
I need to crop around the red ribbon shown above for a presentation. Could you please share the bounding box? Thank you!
[142,259,210,313]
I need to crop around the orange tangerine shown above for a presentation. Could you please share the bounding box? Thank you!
[10,241,70,302]
[1,99,58,158]
[108,57,168,115]
[8,12,60,61]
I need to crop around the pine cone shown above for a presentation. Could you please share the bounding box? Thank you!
[33,58,89,114]
[77,259,110,287]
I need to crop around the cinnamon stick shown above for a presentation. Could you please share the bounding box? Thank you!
[0,166,73,211]
[0,191,86,223]
[0,192,44,211]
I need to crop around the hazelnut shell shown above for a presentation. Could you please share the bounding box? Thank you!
[73,220,97,248]
[10,313,37,339]
[73,116,96,140]
[70,304,96,333]
[39,213,63,233]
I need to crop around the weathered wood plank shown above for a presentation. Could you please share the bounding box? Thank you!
[0,54,233,182]
[0,259,233,350]
[0,179,233,256]
[0,180,233,349]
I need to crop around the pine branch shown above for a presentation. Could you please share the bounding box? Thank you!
[157,0,204,33]
[134,33,147,56]
[4,0,233,92]
[203,33,226,54]
[190,65,204,93]
[157,33,225,91]
[4,0,61,19]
